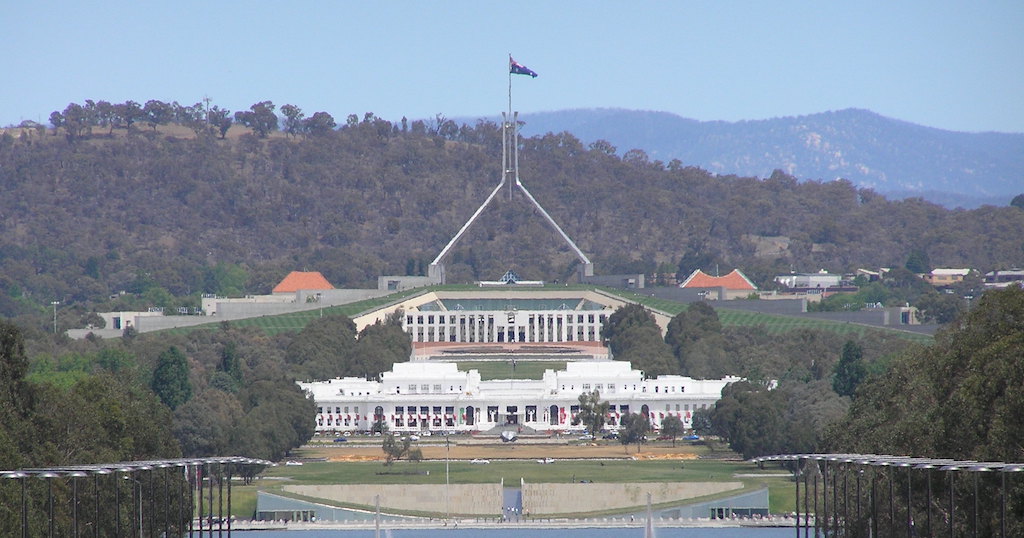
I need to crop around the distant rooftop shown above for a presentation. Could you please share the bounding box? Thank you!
[680,269,757,291]
[272,271,334,294]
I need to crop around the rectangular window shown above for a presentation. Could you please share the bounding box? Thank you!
[421,384,430,393]
[595,384,603,391]
[620,405,629,414]
[607,385,616,393]
[432,406,442,415]
[408,384,417,394]
[684,404,689,411]
[318,407,324,414]
[395,406,404,414]
[582,383,591,390]
[420,406,429,415]
[433,384,442,392]
[335,406,341,413]
[343,406,349,413]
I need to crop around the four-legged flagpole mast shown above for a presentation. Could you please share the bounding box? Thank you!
[428,55,594,283]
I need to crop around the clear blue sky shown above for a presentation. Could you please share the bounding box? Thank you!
[4,2,1022,133]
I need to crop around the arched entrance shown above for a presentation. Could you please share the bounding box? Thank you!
[549,405,559,425]
[465,406,475,426]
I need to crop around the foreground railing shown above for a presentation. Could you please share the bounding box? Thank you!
[751,453,1024,538]
[1,456,270,537]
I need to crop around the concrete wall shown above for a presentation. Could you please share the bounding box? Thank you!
[583,274,646,289]
[522,481,743,515]
[284,484,502,516]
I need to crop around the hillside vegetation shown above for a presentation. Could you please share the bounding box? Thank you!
[3,104,1023,334]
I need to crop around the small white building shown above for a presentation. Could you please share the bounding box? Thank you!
[775,270,842,290]
[299,361,741,435]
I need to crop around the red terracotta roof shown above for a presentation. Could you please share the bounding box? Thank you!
[272,271,334,293]
[679,269,757,291]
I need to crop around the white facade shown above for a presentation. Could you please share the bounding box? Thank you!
[404,309,610,344]
[299,361,740,434]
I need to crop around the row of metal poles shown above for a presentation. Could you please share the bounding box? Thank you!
[751,454,1024,538]
[1,456,268,537]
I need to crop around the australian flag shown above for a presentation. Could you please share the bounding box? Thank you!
[510,56,538,78]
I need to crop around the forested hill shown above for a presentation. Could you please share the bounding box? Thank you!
[513,108,1024,208]
[2,114,1023,327]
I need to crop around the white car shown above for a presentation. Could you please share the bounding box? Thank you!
[470,458,490,464]
[406,435,420,441]
[537,457,555,464]
[284,461,303,466]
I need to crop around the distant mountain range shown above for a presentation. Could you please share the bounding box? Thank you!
[471,108,1023,209]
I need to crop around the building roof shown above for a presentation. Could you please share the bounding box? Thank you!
[679,269,757,291]
[931,268,971,276]
[272,271,334,294]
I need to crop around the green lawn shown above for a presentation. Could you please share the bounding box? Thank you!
[456,361,566,380]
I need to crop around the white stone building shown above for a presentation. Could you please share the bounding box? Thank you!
[299,361,740,435]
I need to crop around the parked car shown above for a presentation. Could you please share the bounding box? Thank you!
[602,433,618,440]
[470,458,490,464]
[333,437,348,443]
[537,457,555,464]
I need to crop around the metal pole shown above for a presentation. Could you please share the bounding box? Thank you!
[188,465,194,538]
[907,466,913,538]
[790,461,798,536]
[871,471,878,538]
[114,474,120,538]
[94,474,100,538]
[47,476,54,538]
[21,476,28,538]
[813,470,818,538]
[208,464,214,538]
[843,463,849,536]
[1001,471,1006,538]
[73,475,79,538]
[949,471,955,538]
[804,466,810,536]
[164,467,170,538]
[889,467,895,537]
[227,463,233,535]
[927,469,932,537]
[973,472,978,538]
[198,466,204,535]
[851,465,860,532]
[149,470,155,538]
[833,464,839,536]
[131,477,138,537]
[219,464,224,538]
[821,461,828,535]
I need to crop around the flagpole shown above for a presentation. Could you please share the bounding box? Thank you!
[508,54,514,201]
